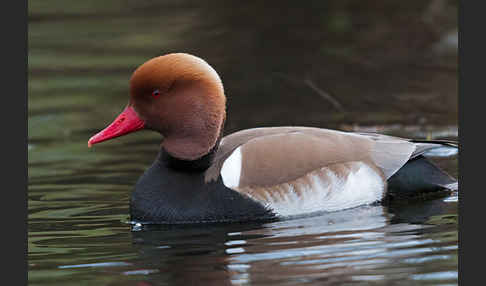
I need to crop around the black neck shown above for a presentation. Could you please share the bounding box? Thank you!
[159,135,221,172]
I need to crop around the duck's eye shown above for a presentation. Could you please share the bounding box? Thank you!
[152,89,161,98]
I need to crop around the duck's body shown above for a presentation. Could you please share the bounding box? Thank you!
[130,126,456,223]
[88,53,458,224]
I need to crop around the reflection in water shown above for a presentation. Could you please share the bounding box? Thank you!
[126,202,456,285]
[29,0,457,285]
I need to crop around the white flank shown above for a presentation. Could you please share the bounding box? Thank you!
[234,162,385,217]
[220,146,242,188]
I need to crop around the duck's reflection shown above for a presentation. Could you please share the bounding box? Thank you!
[129,221,268,285]
[128,197,455,285]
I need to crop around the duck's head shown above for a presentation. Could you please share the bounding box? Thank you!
[88,53,226,160]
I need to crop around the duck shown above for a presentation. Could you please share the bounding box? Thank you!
[88,53,458,224]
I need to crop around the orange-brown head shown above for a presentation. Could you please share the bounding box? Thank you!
[88,53,226,160]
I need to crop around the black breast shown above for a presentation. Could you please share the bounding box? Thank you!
[130,151,275,224]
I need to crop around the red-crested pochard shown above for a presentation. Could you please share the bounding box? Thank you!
[88,53,458,224]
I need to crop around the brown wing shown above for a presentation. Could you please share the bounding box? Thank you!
[205,127,417,187]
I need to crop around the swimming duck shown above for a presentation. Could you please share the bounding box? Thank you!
[88,53,458,224]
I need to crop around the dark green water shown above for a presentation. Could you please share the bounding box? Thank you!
[29,1,458,285]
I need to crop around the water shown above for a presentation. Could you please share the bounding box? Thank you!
[29,1,458,285]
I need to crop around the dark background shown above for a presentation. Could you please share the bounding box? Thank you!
[29,0,458,136]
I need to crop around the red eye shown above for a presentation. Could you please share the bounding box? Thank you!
[152,89,160,98]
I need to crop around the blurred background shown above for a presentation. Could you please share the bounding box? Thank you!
[28,1,458,285]
[29,0,458,135]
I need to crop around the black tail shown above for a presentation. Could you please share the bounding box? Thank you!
[385,151,458,204]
